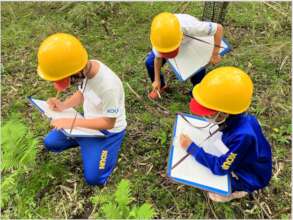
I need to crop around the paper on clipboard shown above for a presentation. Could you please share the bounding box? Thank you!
[28,97,107,138]
[167,113,231,196]
[167,37,231,81]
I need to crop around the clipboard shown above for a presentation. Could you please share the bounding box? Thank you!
[167,113,231,196]
[28,97,108,138]
[167,37,232,81]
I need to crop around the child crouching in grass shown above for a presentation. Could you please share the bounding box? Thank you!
[180,66,272,202]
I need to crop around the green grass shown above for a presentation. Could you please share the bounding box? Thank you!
[1,2,291,219]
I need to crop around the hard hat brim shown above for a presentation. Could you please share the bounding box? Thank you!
[193,83,250,115]
[189,97,217,116]
[37,60,86,81]
[159,48,179,59]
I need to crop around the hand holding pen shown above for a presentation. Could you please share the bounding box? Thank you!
[47,98,65,112]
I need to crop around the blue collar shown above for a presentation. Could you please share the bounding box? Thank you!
[223,113,246,130]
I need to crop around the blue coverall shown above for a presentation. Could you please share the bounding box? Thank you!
[187,114,272,192]
[44,129,126,185]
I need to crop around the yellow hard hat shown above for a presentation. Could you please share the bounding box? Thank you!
[37,33,88,81]
[150,12,183,53]
[192,67,253,114]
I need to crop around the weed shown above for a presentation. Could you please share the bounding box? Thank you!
[1,116,39,208]
[90,179,155,219]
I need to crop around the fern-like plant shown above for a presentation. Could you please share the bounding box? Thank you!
[91,179,155,219]
[1,117,39,208]
[1,119,38,172]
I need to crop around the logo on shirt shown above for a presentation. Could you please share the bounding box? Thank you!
[221,153,237,170]
[99,150,108,170]
[107,108,119,114]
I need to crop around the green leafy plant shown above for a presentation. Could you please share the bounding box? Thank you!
[0,116,62,219]
[91,179,155,219]
[1,118,38,171]
[271,125,291,145]
[158,130,167,146]
[1,116,69,218]
[1,117,39,208]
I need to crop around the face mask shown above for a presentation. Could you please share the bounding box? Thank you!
[179,112,223,137]
[204,112,228,125]
[54,77,70,92]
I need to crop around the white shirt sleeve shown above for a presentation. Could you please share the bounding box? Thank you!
[182,20,218,37]
[100,89,121,118]
[152,47,162,58]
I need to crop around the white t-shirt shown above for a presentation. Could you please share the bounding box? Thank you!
[79,60,127,133]
[152,14,218,57]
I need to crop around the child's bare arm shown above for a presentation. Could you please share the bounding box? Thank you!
[62,91,84,109]
[51,117,116,130]
[210,24,223,64]
[153,57,163,90]
[47,91,83,112]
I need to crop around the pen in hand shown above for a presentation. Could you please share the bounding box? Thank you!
[47,91,63,111]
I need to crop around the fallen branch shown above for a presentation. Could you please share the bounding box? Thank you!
[160,184,181,215]
[126,82,170,115]
[252,193,272,219]
[203,192,218,219]
[126,82,143,100]
[279,56,289,72]
[101,19,110,36]
[264,2,288,17]
[179,2,190,13]
[260,201,272,216]
[273,161,284,179]
[173,2,190,13]
[271,207,291,219]
[147,97,170,115]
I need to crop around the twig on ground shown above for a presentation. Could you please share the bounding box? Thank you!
[126,82,170,115]
[57,2,74,12]
[89,206,97,219]
[126,82,143,100]
[279,56,289,72]
[271,207,291,219]
[260,201,272,216]
[173,2,190,13]
[61,200,68,219]
[252,193,272,219]
[203,192,218,219]
[146,164,153,175]
[101,19,110,36]
[179,2,190,13]
[264,2,288,17]
[273,161,284,179]
[147,97,170,115]
[160,184,182,216]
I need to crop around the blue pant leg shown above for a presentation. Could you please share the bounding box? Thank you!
[44,129,79,152]
[78,130,126,186]
[231,176,252,193]
[190,67,206,86]
[145,51,166,87]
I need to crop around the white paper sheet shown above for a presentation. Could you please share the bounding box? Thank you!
[29,98,106,137]
[169,114,230,195]
[168,37,230,81]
